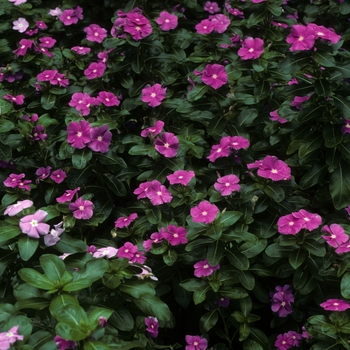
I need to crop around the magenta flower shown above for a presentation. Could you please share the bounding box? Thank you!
[32,125,47,141]
[286,331,303,347]
[145,317,159,338]
[13,38,33,57]
[167,170,195,186]
[37,69,58,82]
[19,210,50,238]
[308,23,341,44]
[142,84,167,107]
[84,24,107,43]
[254,155,291,181]
[141,120,164,137]
[115,213,138,228]
[209,14,230,34]
[36,21,47,29]
[238,37,264,60]
[124,12,152,40]
[161,225,188,246]
[277,214,304,235]
[4,200,33,216]
[67,120,92,149]
[69,197,94,220]
[143,232,164,251]
[194,259,220,277]
[134,181,152,199]
[207,137,231,162]
[286,24,316,51]
[50,169,67,184]
[117,242,138,260]
[39,37,56,48]
[97,91,120,107]
[3,94,25,105]
[93,246,118,258]
[56,187,80,203]
[342,119,350,135]
[54,335,77,350]
[44,221,64,247]
[214,174,240,196]
[195,19,215,35]
[88,125,112,153]
[154,132,180,158]
[270,285,294,317]
[336,242,350,254]
[146,180,173,205]
[36,166,51,182]
[204,1,219,13]
[0,326,24,350]
[185,335,208,350]
[69,92,97,116]
[131,250,146,264]
[156,11,178,31]
[3,173,25,188]
[226,136,250,150]
[84,62,106,80]
[197,64,228,90]
[322,224,349,248]
[191,201,219,224]
[12,17,29,33]
[270,110,288,124]
[320,299,350,311]
[59,8,81,26]
[291,95,311,109]
[274,333,294,350]
[71,46,91,55]
[292,209,322,231]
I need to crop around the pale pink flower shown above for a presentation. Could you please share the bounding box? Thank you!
[115,213,138,228]
[214,174,240,196]
[167,170,195,186]
[238,37,264,60]
[84,24,108,43]
[49,7,62,17]
[9,0,27,5]
[0,326,24,350]
[141,120,164,137]
[194,259,220,277]
[141,84,167,107]
[322,224,349,248]
[44,222,64,247]
[19,210,50,238]
[154,132,179,158]
[12,17,29,33]
[93,246,118,258]
[156,11,178,31]
[69,197,94,220]
[191,201,219,224]
[4,200,33,216]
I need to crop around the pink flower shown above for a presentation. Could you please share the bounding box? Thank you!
[214,174,240,196]
[141,120,164,137]
[145,317,159,338]
[50,169,67,184]
[36,166,51,181]
[225,136,250,150]
[195,19,215,35]
[342,119,350,135]
[270,285,295,318]
[9,0,27,5]
[143,232,164,251]
[115,213,138,228]
[0,326,24,350]
[308,23,341,44]
[207,137,231,162]
[44,222,64,247]
[13,38,33,57]
[54,336,77,350]
[194,259,220,278]
[84,24,108,43]
[167,170,195,186]
[291,95,311,109]
[134,181,152,199]
[3,94,25,105]
[270,110,288,124]
[209,14,230,33]
[36,21,47,29]
[146,180,173,205]
[335,242,350,255]
[238,37,264,60]
[97,91,120,107]
[3,173,25,188]
[322,224,349,248]
[4,200,33,216]
[131,250,146,264]
[154,132,179,158]
[274,333,294,350]
[286,24,316,51]
[59,8,82,26]
[71,46,91,55]
[204,1,219,13]
[277,214,304,234]
[124,12,152,40]
[198,64,228,89]
[56,188,80,203]
[156,11,178,31]
[93,246,118,258]
[185,335,208,350]
[252,155,292,181]
[142,84,167,107]
[88,125,112,153]
[69,197,94,220]
[229,8,244,18]
[271,21,288,29]
[37,69,58,82]
[117,242,138,259]
[161,225,188,246]
[39,37,56,48]
[19,210,50,238]
[292,209,322,231]
[84,62,106,80]
[190,201,219,224]
[67,120,92,149]
[320,299,350,311]
[32,125,47,141]
[12,18,29,33]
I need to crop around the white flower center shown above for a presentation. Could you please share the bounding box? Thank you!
[31,220,38,227]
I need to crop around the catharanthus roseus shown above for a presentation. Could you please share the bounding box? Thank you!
[145,180,173,205]
[69,197,94,220]
[0,326,24,350]
[56,187,80,203]
[88,125,112,153]
[275,331,302,350]
[35,166,51,182]
[59,6,83,26]
[93,246,118,258]
[154,132,180,158]
[190,201,219,224]
[54,336,77,350]
[12,17,29,32]
[71,46,91,55]
[167,170,195,186]
[141,120,164,137]
[238,37,264,60]
[321,224,349,248]
[286,24,316,51]
[156,11,178,31]
[160,225,188,246]
[214,174,240,196]
[117,242,146,263]
[4,200,33,216]
[67,120,92,149]
[84,24,108,43]
[97,91,120,107]
[145,316,159,338]
[3,173,31,190]
[270,285,295,317]
[3,94,25,105]
[270,110,288,124]
[194,259,220,277]
[141,84,167,107]
[19,210,50,238]
[13,38,34,57]
[50,169,67,184]
[204,1,219,13]
[209,14,230,33]
[115,213,138,228]
[185,335,208,350]
[195,64,228,90]
[84,62,106,80]
[44,221,65,247]
[9,0,27,5]
[320,299,350,311]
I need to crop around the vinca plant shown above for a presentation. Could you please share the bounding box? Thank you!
[1,0,350,349]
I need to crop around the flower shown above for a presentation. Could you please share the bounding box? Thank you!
[124,12,152,40]
[36,166,52,182]
[19,210,50,238]
[97,91,120,107]
[69,197,93,220]
[93,247,118,258]
[59,7,82,26]
[185,335,208,350]
[335,242,350,254]
[39,37,56,48]
[13,38,33,57]
[274,333,294,350]
[194,259,220,277]
[204,1,219,13]
[238,37,264,60]
[3,94,25,105]
[195,19,215,35]
[9,0,27,5]
[12,18,29,33]
[214,174,240,196]
[36,21,47,29]
[209,14,230,34]
[227,136,250,150]
[320,299,350,311]
[286,24,316,51]
[117,242,138,259]
[167,170,195,186]
[249,155,292,181]
[115,213,138,228]
[84,62,106,79]
[342,119,350,135]
[54,335,77,350]
[146,180,173,205]
[207,137,231,162]
[270,110,288,124]
[161,225,188,246]
[143,232,164,251]
[134,181,152,199]
[277,214,304,235]
[71,46,91,55]
[44,222,64,246]
[141,84,167,107]
[145,317,159,338]
[197,64,228,90]
[56,188,80,203]
[88,125,112,153]
[3,173,25,188]
[154,132,180,158]
[67,120,92,149]
[84,24,107,43]
[291,95,311,109]
[156,11,178,31]
[4,200,33,216]
[141,120,164,137]
[308,23,341,44]
[322,224,349,248]
[32,125,47,141]
[191,201,219,224]
[50,169,67,184]
[270,285,294,317]
[0,326,24,350]
[292,209,322,231]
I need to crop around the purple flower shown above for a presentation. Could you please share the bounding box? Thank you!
[142,84,167,107]
[56,188,80,203]
[209,14,230,34]
[277,214,304,235]
[249,155,292,181]
[286,24,316,51]
[320,299,350,311]
[36,20,47,29]
[143,232,164,251]
[185,335,208,350]
[36,166,51,181]
[115,213,138,228]
[3,173,25,188]
[154,132,179,158]
[9,0,27,5]
[204,1,219,13]
[13,38,33,57]
[69,197,93,220]
[84,62,106,80]
[54,335,77,350]
[145,316,159,338]
[270,285,294,317]
[93,246,118,258]
[194,259,220,277]
[50,169,67,184]
[196,64,228,90]
[84,24,108,43]
[44,222,64,246]
[274,333,294,350]
[161,225,188,246]
[156,11,178,31]
[342,119,350,135]
[146,180,173,205]
[270,110,288,124]
[39,37,56,48]
[291,95,312,110]
[12,18,29,32]
[59,7,82,26]
[88,125,112,153]
[292,209,322,231]
[32,125,47,141]
[167,170,195,186]
[117,242,138,260]
[97,91,120,107]
[71,46,91,55]
[309,23,341,43]
[214,174,240,196]
[322,224,349,248]
[335,242,350,254]
[191,201,219,224]
[4,200,33,216]
[134,181,152,199]
[207,138,231,162]
[3,94,25,105]
[141,120,164,137]
[123,12,152,40]
[0,326,24,349]
[217,297,230,308]
[19,210,50,238]
[195,19,215,35]
[286,331,302,347]
[238,37,264,60]
[67,120,92,149]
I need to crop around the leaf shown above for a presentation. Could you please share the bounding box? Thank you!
[15,298,50,310]
[84,341,111,350]
[200,310,218,333]
[41,93,56,110]
[0,225,21,243]
[237,108,258,127]
[207,240,225,266]
[341,272,350,299]
[55,233,87,253]
[323,124,342,148]
[133,294,171,321]
[62,279,92,292]
[240,239,267,258]
[18,268,54,290]
[296,105,324,123]
[0,99,13,115]
[119,280,156,298]
[263,184,285,202]
[72,148,92,169]
[103,174,127,196]
[55,322,88,342]
[313,51,336,67]
[300,163,328,190]
[187,85,209,102]
[206,115,226,136]
[330,162,350,209]
[220,211,242,227]
[88,307,113,328]
[289,248,306,269]
[109,307,134,331]
[73,258,108,283]
[226,245,250,270]
[18,236,39,261]
[40,254,66,281]
[334,95,350,119]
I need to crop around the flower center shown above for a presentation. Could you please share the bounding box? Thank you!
[157,191,162,195]
[248,48,254,52]
[212,74,217,79]
[298,36,304,41]
[31,219,38,227]
[165,19,169,23]
[174,233,178,238]
[151,93,156,98]
[77,132,82,137]
[164,143,169,148]
[94,32,99,36]
[202,211,207,216]
[331,234,336,239]
[194,342,198,346]
[271,169,278,173]
[225,183,230,187]
[98,136,103,141]
[79,205,84,210]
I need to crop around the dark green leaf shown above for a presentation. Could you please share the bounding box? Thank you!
[330,162,350,209]
[18,236,39,261]
[200,310,218,333]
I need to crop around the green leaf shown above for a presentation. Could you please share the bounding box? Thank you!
[128,144,152,156]
[296,105,324,123]
[72,148,92,169]
[109,307,134,331]
[73,258,108,282]
[18,236,39,261]
[180,279,208,292]
[226,245,250,270]
[323,124,342,148]
[18,268,54,290]
[206,115,226,136]
[341,272,350,299]
[237,108,258,127]
[62,279,92,292]
[55,233,87,253]
[303,240,326,257]
[88,307,113,328]
[243,339,263,350]
[207,240,225,266]
[84,341,111,350]
[55,322,88,342]
[0,225,21,243]
[0,99,13,115]
[133,294,171,321]
[40,254,66,281]
[263,184,285,202]
[200,310,218,333]
[334,95,350,119]
[240,239,267,258]
[15,298,50,310]
[187,85,209,102]
[330,162,350,209]
[145,208,162,225]
[119,280,156,298]
[299,163,328,190]
[41,93,56,110]
[289,248,306,269]
[103,174,127,196]
[313,51,336,67]
[220,211,242,227]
